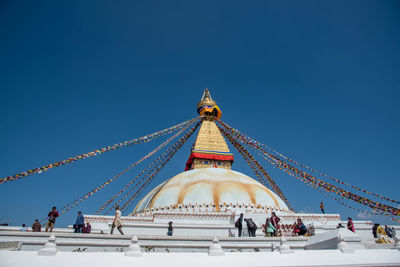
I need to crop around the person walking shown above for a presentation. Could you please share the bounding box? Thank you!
[45,206,59,232]
[270,212,281,237]
[32,219,41,232]
[347,217,355,232]
[110,206,124,235]
[320,202,325,214]
[74,211,85,233]
[167,221,173,236]
[264,218,276,237]
[235,213,243,237]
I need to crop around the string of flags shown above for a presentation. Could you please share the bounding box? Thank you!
[218,120,400,217]
[217,123,294,211]
[1,117,200,185]
[56,119,201,217]
[121,122,201,214]
[247,142,387,218]
[38,118,200,222]
[96,120,197,215]
[218,120,400,205]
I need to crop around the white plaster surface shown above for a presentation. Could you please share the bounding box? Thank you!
[134,168,289,213]
[1,250,400,267]
[305,228,363,250]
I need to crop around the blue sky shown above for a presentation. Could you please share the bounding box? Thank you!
[0,1,399,227]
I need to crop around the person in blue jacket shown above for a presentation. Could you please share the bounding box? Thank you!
[74,211,85,233]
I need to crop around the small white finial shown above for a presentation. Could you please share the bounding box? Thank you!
[209,236,225,256]
[279,235,293,254]
[125,235,143,257]
[38,234,57,256]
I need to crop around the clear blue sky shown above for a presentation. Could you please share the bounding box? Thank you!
[0,1,399,227]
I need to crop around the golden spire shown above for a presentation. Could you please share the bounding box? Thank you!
[185,89,233,171]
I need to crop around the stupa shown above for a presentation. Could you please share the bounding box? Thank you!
[85,90,342,237]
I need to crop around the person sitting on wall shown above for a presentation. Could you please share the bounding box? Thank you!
[32,219,41,232]
[296,218,307,236]
[336,223,345,229]
[292,221,300,236]
[82,222,91,233]
[19,224,28,232]
[391,227,396,238]
[385,225,394,238]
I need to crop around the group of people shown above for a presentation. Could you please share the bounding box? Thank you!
[235,212,296,237]
[264,212,284,237]
[18,206,124,235]
[73,211,91,233]
[372,223,396,244]
[335,217,355,232]
[19,206,61,232]
[291,218,307,236]
[235,213,258,237]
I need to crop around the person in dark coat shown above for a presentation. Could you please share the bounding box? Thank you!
[250,218,257,237]
[244,218,257,237]
[385,225,394,238]
[167,221,173,236]
[296,218,307,236]
[235,213,243,237]
[372,223,378,238]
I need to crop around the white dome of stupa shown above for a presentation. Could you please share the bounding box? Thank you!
[134,168,289,214]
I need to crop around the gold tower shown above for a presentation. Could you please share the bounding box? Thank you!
[185,89,234,170]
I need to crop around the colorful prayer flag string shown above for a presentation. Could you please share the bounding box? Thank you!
[218,120,400,205]
[96,120,196,215]
[121,122,201,214]
[55,118,201,217]
[217,123,294,211]
[245,139,388,218]
[218,120,400,217]
[0,117,200,185]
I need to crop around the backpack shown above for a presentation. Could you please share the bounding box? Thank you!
[235,218,240,227]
